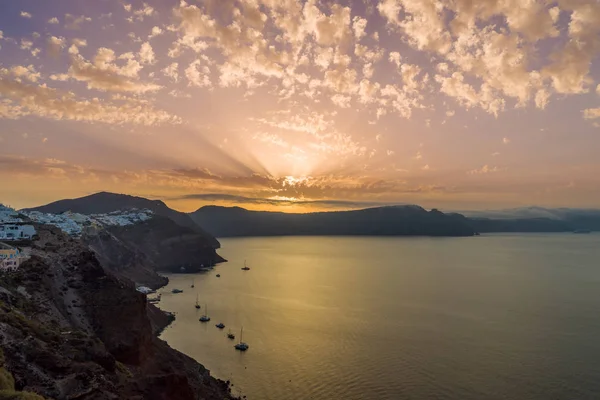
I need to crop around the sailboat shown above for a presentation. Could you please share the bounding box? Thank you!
[195,294,201,309]
[199,305,210,322]
[234,327,249,351]
[241,260,250,271]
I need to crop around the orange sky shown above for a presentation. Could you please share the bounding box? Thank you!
[1,0,600,212]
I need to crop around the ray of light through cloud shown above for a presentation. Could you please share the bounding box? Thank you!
[1,0,600,211]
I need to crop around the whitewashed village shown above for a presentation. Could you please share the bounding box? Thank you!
[0,203,154,273]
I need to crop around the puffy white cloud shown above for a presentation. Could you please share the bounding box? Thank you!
[133,4,156,20]
[48,17,59,24]
[358,79,380,104]
[0,78,179,125]
[331,94,352,108]
[138,42,156,65]
[435,73,505,116]
[389,51,401,68]
[583,108,600,120]
[47,36,65,57]
[20,11,32,19]
[72,38,87,47]
[185,60,212,88]
[352,16,368,40]
[149,26,163,38]
[61,47,160,93]
[163,63,179,82]
[65,14,91,29]
[1,65,41,82]
[503,137,510,144]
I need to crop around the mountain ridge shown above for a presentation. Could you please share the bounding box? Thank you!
[23,191,220,249]
[190,204,476,237]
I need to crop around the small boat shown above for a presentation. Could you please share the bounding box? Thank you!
[195,294,201,309]
[227,329,235,340]
[234,327,249,351]
[216,274,221,278]
[241,260,250,271]
[216,322,225,329]
[191,279,195,288]
[199,305,210,322]
[171,288,183,294]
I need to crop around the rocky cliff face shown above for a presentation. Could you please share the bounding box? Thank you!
[100,216,226,274]
[0,226,235,400]
[81,226,167,290]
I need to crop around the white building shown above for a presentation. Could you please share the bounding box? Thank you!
[0,204,22,224]
[0,224,36,241]
[22,208,154,237]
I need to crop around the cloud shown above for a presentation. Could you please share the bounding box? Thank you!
[0,78,180,125]
[163,63,179,82]
[47,36,65,57]
[174,193,410,210]
[1,65,41,82]
[65,14,91,30]
[583,108,600,120]
[468,165,502,174]
[20,11,32,19]
[62,46,161,93]
[149,26,163,38]
[48,17,59,24]
[138,42,156,64]
[185,60,211,88]
[503,137,510,144]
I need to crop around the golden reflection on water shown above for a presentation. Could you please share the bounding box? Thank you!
[159,234,600,400]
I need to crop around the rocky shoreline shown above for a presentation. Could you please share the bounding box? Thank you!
[0,225,237,399]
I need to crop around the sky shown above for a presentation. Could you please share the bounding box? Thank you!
[0,0,600,213]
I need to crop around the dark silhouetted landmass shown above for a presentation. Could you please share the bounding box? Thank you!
[190,205,476,237]
[466,217,573,233]
[24,192,225,281]
[461,207,600,232]
[23,191,220,248]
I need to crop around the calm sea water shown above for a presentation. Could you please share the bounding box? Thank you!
[159,234,600,400]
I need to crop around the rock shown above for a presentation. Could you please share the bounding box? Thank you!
[0,226,237,400]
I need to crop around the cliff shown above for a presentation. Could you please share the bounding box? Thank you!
[97,216,225,273]
[0,225,236,400]
[23,192,220,249]
[191,205,475,237]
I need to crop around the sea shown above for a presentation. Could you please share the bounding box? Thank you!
[159,233,600,400]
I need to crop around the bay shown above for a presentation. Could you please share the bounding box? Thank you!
[159,234,600,399]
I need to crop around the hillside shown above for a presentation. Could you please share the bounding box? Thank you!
[467,217,574,233]
[98,215,225,274]
[191,205,476,237]
[23,192,220,248]
[461,207,600,231]
[0,225,235,400]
